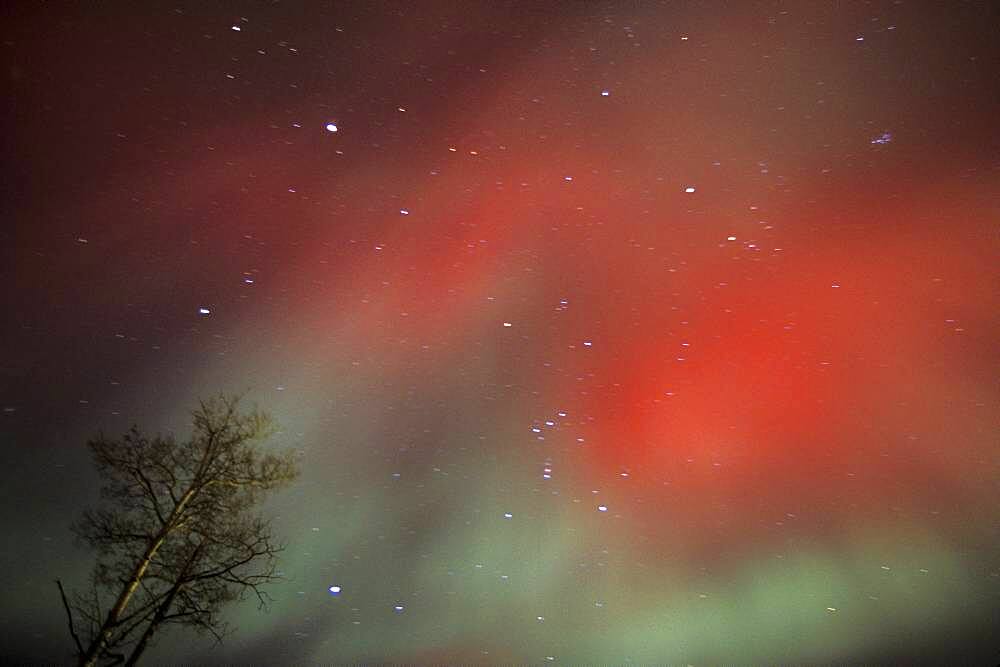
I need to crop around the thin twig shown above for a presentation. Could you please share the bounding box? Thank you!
[56,579,85,656]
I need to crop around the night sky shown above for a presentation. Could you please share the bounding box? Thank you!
[3,1,999,664]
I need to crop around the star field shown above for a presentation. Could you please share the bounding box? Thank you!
[3,1,999,664]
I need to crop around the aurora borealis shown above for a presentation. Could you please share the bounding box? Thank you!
[3,1,999,663]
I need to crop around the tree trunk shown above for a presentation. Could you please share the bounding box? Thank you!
[124,543,202,667]
[79,490,196,667]
[79,541,160,666]
[122,589,171,666]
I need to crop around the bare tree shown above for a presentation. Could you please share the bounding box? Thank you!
[57,395,299,666]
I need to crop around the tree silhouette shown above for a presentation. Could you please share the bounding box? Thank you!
[57,395,299,666]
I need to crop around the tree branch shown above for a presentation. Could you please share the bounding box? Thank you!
[56,579,84,657]
[132,466,166,525]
